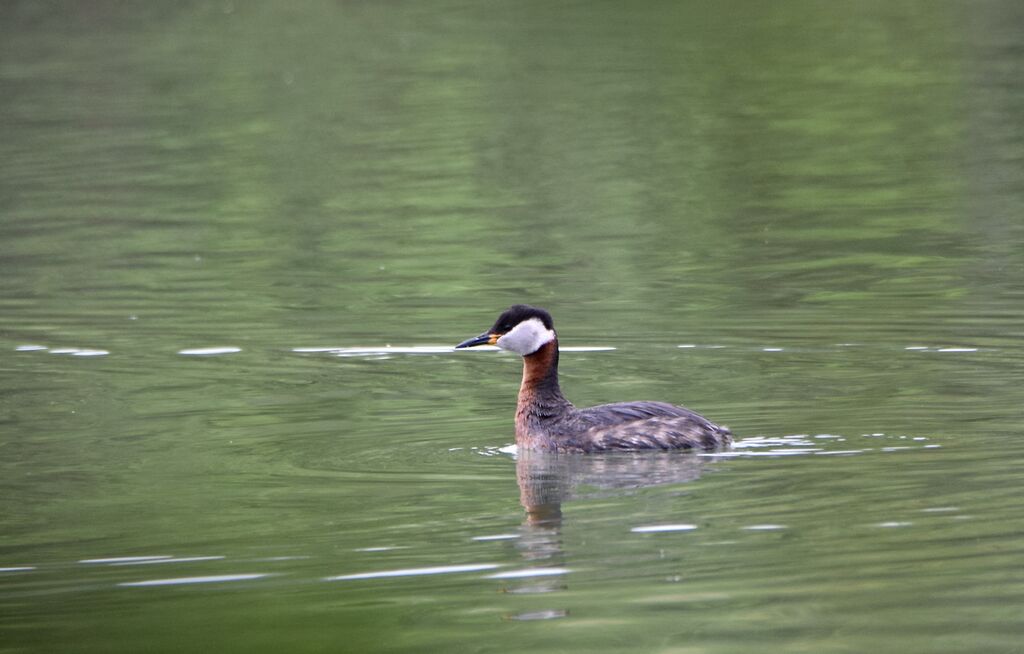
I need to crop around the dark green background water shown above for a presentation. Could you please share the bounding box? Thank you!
[3,2,1024,652]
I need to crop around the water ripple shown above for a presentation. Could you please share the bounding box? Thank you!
[325,563,501,581]
[110,556,225,566]
[486,567,571,579]
[631,524,699,534]
[80,556,173,564]
[703,433,939,459]
[178,347,242,356]
[119,573,270,588]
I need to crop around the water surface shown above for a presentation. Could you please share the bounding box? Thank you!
[2,2,1024,652]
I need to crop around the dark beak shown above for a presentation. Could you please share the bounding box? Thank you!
[455,332,496,349]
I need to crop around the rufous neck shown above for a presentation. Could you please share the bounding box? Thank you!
[517,339,571,416]
[521,339,560,390]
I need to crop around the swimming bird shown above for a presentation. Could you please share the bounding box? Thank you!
[455,305,731,453]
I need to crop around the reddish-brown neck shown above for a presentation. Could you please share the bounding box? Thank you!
[521,339,559,390]
[516,340,572,441]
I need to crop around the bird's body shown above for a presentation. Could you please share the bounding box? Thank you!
[456,305,731,453]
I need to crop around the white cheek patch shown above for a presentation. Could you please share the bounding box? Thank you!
[496,318,555,355]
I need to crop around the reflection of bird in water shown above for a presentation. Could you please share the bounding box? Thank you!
[516,448,709,525]
[456,305,732,453]
[495,449,714,612]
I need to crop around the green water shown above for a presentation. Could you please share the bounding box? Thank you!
[3,2,1024,652]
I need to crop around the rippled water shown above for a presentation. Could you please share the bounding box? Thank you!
[3,2,1024,653]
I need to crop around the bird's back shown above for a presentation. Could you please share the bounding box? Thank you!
[548,401,732,453]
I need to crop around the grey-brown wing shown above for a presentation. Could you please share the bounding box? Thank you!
[575,401,700,424]
[568,404,731,452]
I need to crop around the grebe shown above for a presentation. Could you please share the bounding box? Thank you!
[455,305,732,453]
